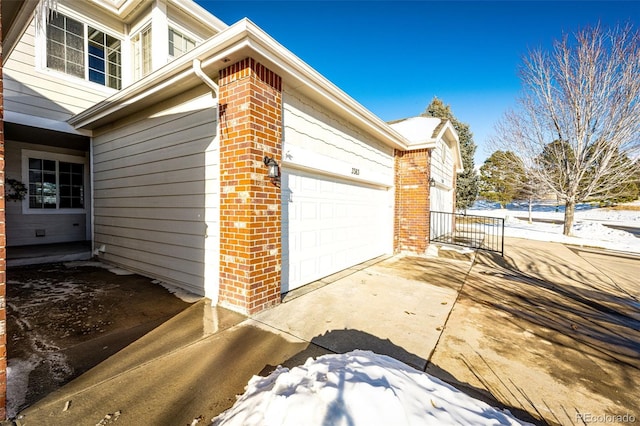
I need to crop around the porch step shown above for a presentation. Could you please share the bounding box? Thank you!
[427,243,477,262]
[7,241,92,267]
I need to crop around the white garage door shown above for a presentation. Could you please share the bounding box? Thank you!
[282,169,392,293]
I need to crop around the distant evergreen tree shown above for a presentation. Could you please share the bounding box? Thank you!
[479,150,526,208]
[422,97,478,211]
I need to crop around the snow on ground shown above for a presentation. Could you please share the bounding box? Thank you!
[64,260,134,275]
[468,202,640,254]
[213,350,530,426]
[6,356,39,419]
[152,280,203,303]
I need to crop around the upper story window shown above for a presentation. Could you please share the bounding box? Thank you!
[132,26,152,79]
[88,28,122,89]
[46,12,122,90]
[168,28,196,59]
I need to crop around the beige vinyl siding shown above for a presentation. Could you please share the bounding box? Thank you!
[430,139,455,213]
[431,139,454,188]
[92,91,218,295]
[5,140,89,246]
[3,19,117,122]
[282,88,394,184]
[167,4,217,41]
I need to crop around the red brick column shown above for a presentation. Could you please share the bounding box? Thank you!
[217,58,282,315]
[0,8,7,419]
[394,148,431,254]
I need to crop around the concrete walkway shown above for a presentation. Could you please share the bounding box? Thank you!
[13,239,640,425]
[14,254,471,426]
[428,238,640,426]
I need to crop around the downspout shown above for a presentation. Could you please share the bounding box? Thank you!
[193,59,219,95]
[192,58,220,304]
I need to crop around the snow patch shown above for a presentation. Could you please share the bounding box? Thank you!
[468,205,640,253]
[572,221,637,242]
[212,350,530,426]
[152,280,202,303]
[63,261,134,275]
[6,356,39,419]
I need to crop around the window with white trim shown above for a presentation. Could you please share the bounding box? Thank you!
[132,26,152,79]
[168,28,196,59]
[46,11,122,89]
[28,158,85,209]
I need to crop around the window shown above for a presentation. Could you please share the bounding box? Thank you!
[46,12,84,78]
[28,158,84,209]
[88,28,122,89]
[168,28,196,59]
[133,26,152,79]
[46,11,121,89]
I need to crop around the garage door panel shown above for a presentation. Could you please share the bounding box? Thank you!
[282,169,391,293]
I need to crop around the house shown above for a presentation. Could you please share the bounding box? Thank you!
[3,0,461,316]
[389,116,463,213]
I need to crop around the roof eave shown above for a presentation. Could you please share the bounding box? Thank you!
[436,122,464,173]
[69,19,409,151]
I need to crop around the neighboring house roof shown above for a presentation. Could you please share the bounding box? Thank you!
[69,18,412,151]
[389,116,464,173]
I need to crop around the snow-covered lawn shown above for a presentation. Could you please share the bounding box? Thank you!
[213,351,530,426]
[468,201,640,254]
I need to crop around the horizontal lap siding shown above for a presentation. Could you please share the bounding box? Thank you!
[4,20,115,121]
[92,96,218,295]
[431,140,454,188]
[283,89,394,180]
[5,141,89,246]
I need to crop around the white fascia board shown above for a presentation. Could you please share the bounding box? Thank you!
[171,0,228,32]
[435,121,463,173]
[239,20,408,151]
[88,0,227,31]
[69,20,250,129]
[70,18,410,152]
[3,1,38,65]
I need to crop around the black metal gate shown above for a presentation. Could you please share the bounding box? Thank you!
[430,211,504,255]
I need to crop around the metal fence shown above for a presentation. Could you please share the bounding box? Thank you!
[430,211,504,255]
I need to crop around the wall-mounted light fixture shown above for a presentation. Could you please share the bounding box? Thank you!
[263,156,280,179]
[429,177,436,187]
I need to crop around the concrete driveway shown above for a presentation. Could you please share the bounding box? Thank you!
[11,239,640,425]
[12,253,475,425]
[428,238,640,425]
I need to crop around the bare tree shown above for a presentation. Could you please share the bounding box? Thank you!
[493,23,640,235]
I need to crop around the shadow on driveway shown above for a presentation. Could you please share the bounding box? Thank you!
[429,238,640,425]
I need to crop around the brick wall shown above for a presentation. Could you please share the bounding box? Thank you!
[394,148,431,254]
[0,9,7,419]
[217,58,282,315]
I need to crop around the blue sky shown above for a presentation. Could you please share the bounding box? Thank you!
[196,1,639,165]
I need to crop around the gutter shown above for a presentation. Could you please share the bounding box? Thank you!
[68,19,410,151]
